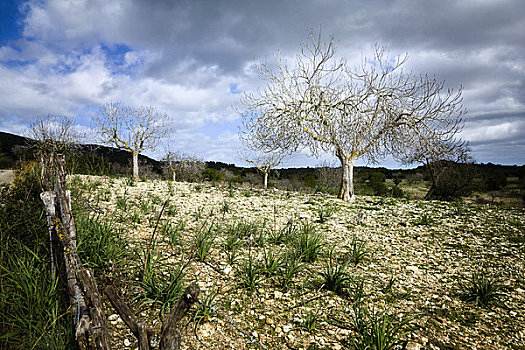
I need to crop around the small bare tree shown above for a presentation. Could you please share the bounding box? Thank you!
[238,30,466,202]
[242,149,285,188]
[163,149,204,182]
[93,102,167,180]
[28,115,81,188]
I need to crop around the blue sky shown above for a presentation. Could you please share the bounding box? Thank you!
[1,0,524,168]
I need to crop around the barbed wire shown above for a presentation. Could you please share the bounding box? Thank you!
[196,300,269,350]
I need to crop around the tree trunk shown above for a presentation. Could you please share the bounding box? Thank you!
[133,152,139,180]
[337,156,355,203]
[263,171,268,189]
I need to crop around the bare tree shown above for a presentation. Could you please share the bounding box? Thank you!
[242,149,285,188]
[28,115,81,188]
[93,102,167,180]
[396,135,473,199]
[162,149,204,182]
[238,30,466,202]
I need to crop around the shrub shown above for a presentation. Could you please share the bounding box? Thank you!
[202,168,225,182]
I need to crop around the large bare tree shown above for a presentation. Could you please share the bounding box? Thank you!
[238,31,466,202]
[93,102,167,180]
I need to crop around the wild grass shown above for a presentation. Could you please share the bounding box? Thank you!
[348,235,369,265]
[193,283,220,328]
[334,303,413,350]
[300,309,322,333]
[161,219,185,246]
[277,251,305,289]
[460,271,506,308]
[262,246,283,276]
[317,248,352,296]
[237,251,263,292]
[136,246,185,312]
[268,220,297,245]
[194,221,217,262]
[0,241,73,349]
[291,222,324,263]
[76,216,128,272]
[317,202,337,223]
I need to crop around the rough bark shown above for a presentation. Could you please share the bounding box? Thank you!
[160,284,200,350]
[105,286,150,350]
[105,284,200,350]
[41,155,111,349]
[337,156,355,203]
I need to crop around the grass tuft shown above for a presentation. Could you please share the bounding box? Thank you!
[460,271,506,308]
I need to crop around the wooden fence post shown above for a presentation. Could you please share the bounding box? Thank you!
[41,154,199,349]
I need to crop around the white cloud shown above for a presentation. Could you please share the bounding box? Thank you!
[1,0,524,166]
[462,120,525,143]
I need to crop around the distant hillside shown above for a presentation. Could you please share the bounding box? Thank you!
[0,131,162,173]
[1,131,524,196]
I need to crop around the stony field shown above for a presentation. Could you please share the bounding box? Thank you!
[70,175,525,350]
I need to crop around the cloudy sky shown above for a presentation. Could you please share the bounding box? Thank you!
[1,0,524,167]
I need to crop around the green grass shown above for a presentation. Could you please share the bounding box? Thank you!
[0,242,73,349]
[291,222,324,263]
[318,248,352,296]
[195,221,217,261]
[460,271,506,308]
[348,235,369,265]
[76,216,128,272]
[237,252,263,292]
[334,303,413,350]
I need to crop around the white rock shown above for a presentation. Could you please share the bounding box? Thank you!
[406,342,421,350]
[282,325,292,333]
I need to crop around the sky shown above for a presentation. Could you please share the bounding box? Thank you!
[0,0,524,168]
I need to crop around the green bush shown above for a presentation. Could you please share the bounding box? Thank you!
[202,168,225,182]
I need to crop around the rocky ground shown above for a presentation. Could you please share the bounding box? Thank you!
[71,175,525,350]
[0,169,14,185]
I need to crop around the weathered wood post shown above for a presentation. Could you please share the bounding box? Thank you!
[41,154,111,349]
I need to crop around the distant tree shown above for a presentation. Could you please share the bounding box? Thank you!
[315,160,341,193]
[162,149,203,182]
[397,134,473,200]
[238,30,466,202]
[242,149,285,188]
[28,115,81,188]
[93,102,167,180]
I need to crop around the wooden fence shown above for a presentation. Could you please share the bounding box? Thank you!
[40,154,199,350]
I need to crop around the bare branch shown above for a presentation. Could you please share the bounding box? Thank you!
[237,30,467,202]
[93,102,168,179]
